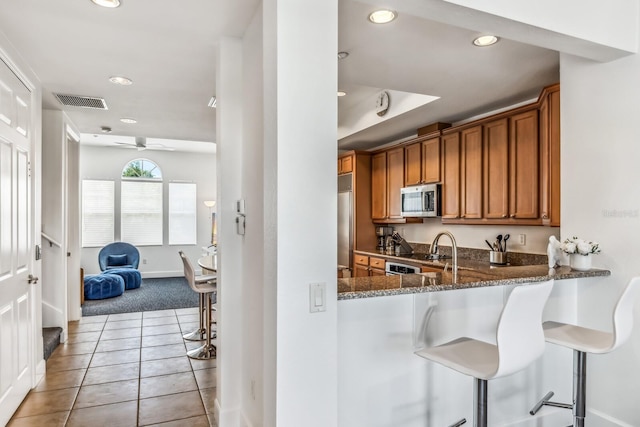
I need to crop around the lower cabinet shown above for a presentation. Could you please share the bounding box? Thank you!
[354,255,387,276]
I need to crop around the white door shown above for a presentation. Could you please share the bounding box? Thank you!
[0,58,35,426]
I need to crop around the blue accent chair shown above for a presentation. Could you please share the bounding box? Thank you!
[98,242,140,271]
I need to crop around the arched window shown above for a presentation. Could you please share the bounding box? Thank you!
[121,159,163,245]
[121,158,162,179]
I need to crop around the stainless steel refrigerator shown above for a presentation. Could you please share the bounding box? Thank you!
[338,174,353,272]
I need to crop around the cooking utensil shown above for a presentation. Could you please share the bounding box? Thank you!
[502,234,510,252]
[496,234,503,252]
[485,239,495,251]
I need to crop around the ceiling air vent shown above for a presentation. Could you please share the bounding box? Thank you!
[53,93,108,110]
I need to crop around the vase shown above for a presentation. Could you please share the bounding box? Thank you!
[570,254,592,271]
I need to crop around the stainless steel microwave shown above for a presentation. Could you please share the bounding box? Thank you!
[401,184,441,217]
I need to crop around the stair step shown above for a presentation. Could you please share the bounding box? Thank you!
[43,327,63,361]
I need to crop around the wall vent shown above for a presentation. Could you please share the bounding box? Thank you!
[53,93,108,110]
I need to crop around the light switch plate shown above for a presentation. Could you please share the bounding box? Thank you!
[309,282,326,313]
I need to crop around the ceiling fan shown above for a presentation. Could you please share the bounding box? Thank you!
[113,137,175,151]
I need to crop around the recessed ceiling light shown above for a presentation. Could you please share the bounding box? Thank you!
[368,9,397,24]
[109,76,132,85]
[337,91,347,97]
[91,0,121,8]
[473,35,499,47]
[337,51,349,60]
[120,118,137,124]
[100,126,112,133]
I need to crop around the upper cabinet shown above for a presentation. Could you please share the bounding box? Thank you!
[360,83,560,227]
[404,135,441,186]
[338,154,353,175]
[539,84,560,227]
[372,147,405,223]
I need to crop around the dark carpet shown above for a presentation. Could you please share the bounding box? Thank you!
[82,277,198,316]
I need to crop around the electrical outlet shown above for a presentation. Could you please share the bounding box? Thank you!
[518,234,526,246]
[142,258,147,264]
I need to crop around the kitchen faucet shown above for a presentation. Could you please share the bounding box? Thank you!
[430,231,458,274]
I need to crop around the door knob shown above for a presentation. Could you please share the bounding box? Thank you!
[28,274,39,285]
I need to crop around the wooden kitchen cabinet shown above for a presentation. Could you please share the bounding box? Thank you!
[404,142,422,186]
[371,152,387,221]
[354,254,386,276]
[404,134,441,186]
[387,147,404,219]
[338,154,353,175]
[509,109,539,219]
[441,132,461,219]
[421,136,441,183]
[371,147,405,223]
[539,84,560,226]
[460,126,483,219]
[483,118,510,219]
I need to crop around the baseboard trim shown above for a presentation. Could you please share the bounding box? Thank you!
[140,271,183,279]
[215,399,248,427]
[34,358,46,387]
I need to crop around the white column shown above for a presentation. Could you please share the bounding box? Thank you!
[263,0,339,425]
[215,36,244,426]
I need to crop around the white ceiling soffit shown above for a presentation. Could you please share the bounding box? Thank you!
[80,133,216,154]
[338,88,439,141]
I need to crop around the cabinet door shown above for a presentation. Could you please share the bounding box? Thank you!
[540,88,561,226]
[483,119,509,219]
[460,126,483,219]
[371,152,387,220]
[441,133,461,219]
[354,265,370,277]
[404,142,422,186]
[421,137,440,183]
[370,268,386,277]
[387,147,404,219]
[339,155,353,175]
[509,110,539,219]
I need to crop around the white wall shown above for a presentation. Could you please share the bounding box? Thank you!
[560,41,640,425]
[79,145,216,277]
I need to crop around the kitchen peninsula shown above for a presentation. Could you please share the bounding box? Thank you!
[337,259,611,426]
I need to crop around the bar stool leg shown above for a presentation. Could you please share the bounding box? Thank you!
[573,350,586,427]
[474,378,488,427]
[187,292,217,360]
[183,294,206,341]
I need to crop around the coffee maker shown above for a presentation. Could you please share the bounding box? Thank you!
[375,226,393,252]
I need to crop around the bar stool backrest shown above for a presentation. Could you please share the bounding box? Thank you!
[612,276,640,351]
[494,280,554,378]
[179,251,199,293]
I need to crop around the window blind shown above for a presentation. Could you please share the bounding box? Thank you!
[82,180,114,247]
[121,180,163,246]
[168,183,197,245]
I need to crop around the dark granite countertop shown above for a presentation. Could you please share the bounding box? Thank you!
[339,251,611,300]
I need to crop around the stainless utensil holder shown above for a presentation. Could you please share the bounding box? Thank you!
[490,251,507,265]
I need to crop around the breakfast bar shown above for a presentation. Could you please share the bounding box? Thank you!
[337,262,610,426]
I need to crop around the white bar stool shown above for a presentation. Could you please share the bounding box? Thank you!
[530,276,640,427]
[179,251,217,360]
[415,280,554,427]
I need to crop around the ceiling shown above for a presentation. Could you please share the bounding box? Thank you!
[0,0,559,153]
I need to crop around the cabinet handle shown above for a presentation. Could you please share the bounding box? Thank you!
[510,214,516,218]
[461,214,466,218]
[542,213,549,219]
[501,214,507,218]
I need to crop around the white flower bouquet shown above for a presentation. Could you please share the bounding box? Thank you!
[561,236,601,256]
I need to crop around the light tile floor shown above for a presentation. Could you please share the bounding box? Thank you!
[8,308,217,427]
